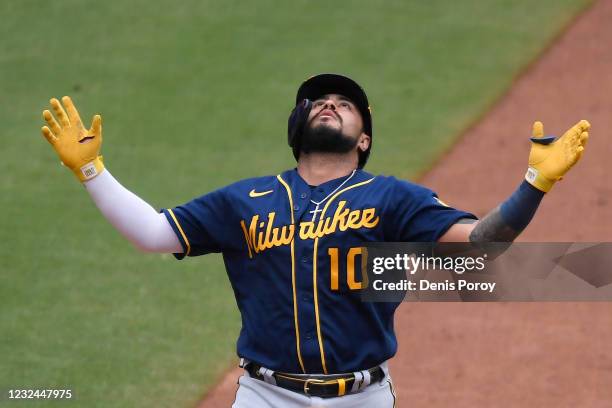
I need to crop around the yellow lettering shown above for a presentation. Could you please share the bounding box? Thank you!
[249,215,261,253]
[347,247,363,289]
[361,208,379,227]
[314,216,327,238]
[328,247,339,290]
[322,216,334,235]
[281,224,294,245]
[333,202,351,232]
[257,230,265,251]
[241,205,379,257]
[264,212,276,249]
[240,220,254,258]
[345,210,362,230]
[271,222,281,244]
[299,222,315,240]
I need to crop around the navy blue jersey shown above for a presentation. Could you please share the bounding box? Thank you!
[162,168,476,374]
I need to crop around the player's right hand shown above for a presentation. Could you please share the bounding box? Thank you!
[41,96,104,182]
[525,119,590,192]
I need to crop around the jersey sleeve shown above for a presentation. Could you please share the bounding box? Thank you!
[386,179,477,242]
[161,187,233,259]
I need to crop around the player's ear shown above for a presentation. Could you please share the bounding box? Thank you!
[357,133,371,152]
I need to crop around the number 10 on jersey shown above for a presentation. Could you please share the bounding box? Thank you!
[328,247,364,291]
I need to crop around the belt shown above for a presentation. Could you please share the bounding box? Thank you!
[245,362,385,398]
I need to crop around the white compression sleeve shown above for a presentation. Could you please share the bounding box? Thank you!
[84,169,183,253]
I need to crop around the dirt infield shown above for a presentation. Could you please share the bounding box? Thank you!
[198,0,612,406]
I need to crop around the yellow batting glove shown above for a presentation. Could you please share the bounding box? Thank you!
[525,119,590,192]
[41,96,104,182]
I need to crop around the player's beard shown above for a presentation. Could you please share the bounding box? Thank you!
[300,123,358,154]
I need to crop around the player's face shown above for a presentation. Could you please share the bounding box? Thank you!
[308,94,363,139]
[300,94,370,157]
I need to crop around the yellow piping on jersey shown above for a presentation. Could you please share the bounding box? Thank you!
[312,177,375,374]
[276,174,306,374]
[167,209,191,256]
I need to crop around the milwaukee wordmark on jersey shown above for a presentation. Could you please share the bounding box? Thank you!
[240,199,380,257]
[162,169,475,374]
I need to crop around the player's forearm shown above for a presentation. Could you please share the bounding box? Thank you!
[84,170,182,253]
[469,180,545,242]
[469,207,521,242]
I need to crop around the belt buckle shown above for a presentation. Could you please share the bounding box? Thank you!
[303,378,325,396]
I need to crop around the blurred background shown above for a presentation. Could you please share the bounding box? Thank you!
[2,0,608,407]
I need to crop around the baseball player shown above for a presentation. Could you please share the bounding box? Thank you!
[40,74,589,407]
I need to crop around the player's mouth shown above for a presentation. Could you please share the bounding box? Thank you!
[317,109,341,123]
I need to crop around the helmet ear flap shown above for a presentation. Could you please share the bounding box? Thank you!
[287,99,313,161]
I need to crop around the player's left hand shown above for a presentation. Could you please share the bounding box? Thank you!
[41,96,104,182]
[525,119,590,192]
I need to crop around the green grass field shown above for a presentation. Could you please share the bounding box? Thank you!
[0,0,591,406]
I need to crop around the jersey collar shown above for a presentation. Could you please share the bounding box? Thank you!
[280,168,373,198]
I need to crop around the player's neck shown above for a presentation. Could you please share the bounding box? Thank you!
[296,153,358,186]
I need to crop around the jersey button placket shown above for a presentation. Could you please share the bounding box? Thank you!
[294,212,319,369]
[291,178,322,371]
